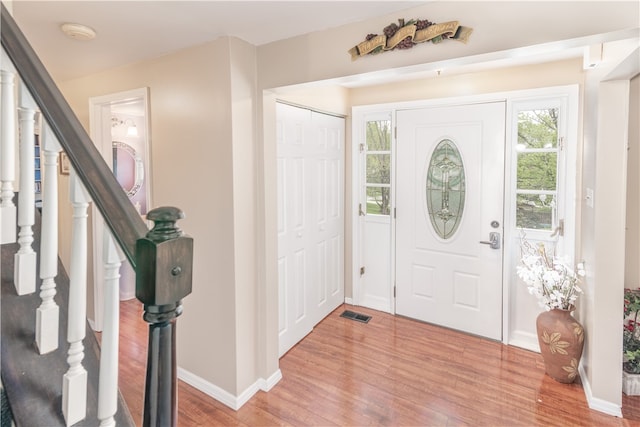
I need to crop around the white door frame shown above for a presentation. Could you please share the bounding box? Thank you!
[504,87,579,350]
[88,87,151,331]
[351,85,579,343]
[351,110,395,313]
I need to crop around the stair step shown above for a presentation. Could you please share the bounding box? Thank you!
[1,211,135,426]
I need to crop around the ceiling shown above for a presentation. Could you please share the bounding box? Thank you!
[10,1,424,82]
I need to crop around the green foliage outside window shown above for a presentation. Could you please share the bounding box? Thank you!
[366,120,391,215]
[516,109,559,230]
[366,120,391,151]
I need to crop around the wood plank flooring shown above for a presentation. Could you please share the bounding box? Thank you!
[111,300,640,426]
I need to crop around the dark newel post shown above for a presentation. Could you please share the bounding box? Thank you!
[136,207,193,427]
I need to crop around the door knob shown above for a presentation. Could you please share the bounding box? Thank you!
[480,232,501,249]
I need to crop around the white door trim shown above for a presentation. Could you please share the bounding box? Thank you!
[351,84,579,343]
[503,86,580,350]
[88,87,151,331]
[351,110,395,313]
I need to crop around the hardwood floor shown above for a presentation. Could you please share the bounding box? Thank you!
[111,299,639,426]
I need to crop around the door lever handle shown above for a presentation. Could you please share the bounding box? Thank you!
[550,219,564,238]
[480,232,501,249]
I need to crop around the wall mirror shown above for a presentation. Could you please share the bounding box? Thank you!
[108,98,150,215]
[112,140,145,207]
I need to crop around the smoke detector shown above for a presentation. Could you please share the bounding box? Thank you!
[60,23,96,41]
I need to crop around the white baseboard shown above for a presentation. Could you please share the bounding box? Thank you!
[507,330,540,353]
[578,365,622,417]
[259,368,283,392]
[177,367,282,411]
[344,297,353,305]
[87,318,98,332]
[119,292,136,301]
[358,296,392,314]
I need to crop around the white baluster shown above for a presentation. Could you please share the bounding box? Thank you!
[14,107,36,295]
[63,170,90,427]
[1,69,17,244]
[36,124,61,354]
[98,231,124,427]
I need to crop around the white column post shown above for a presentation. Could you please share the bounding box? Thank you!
[97,231,124,427]
[62,170,90,427]
[36,124,62,354]
[1,69,17,243]
[14,107,37,295]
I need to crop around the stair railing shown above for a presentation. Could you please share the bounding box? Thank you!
[1,4,193,426]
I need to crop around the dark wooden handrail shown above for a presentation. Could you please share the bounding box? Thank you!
[2,5,193,427]
[1,3,147,266]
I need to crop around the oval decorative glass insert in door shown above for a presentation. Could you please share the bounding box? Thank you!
[425,138,466,239]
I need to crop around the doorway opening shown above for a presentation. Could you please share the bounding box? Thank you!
[88,88,152,331]
[275,101,346,356]
[352,85,579,347]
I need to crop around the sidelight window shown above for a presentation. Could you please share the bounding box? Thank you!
[365,119,392,215]
[515,108,560,231]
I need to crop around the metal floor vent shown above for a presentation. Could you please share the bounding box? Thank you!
[340,310,372,323]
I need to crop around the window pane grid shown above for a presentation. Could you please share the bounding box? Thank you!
[516,192,556,230]
[517,148,557,154]
[364,119,392,216]
[515,107,560,230]
[366,153,391,184]
[366,186,391,215]
[516,189,556,196]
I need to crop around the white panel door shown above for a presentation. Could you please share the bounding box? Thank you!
[310,112,345,323]
[277,103,344,357]
[396,102,505,340]
[277,104,314,356]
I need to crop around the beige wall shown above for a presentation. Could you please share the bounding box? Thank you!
[256,1,638,414]
[60,38,241,393]
[258,0,637,316]
[52,0,639,412]
[349,60,585,106]
[257,1,639,90]
[228,36,260,394]
[626,75,640,288]
[579,44,638,410]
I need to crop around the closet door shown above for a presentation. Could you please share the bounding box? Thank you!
[277,103,344,357]
[310,111,344,327]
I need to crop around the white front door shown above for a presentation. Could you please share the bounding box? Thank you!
[276,103,345,357]
[395,102,506,340]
